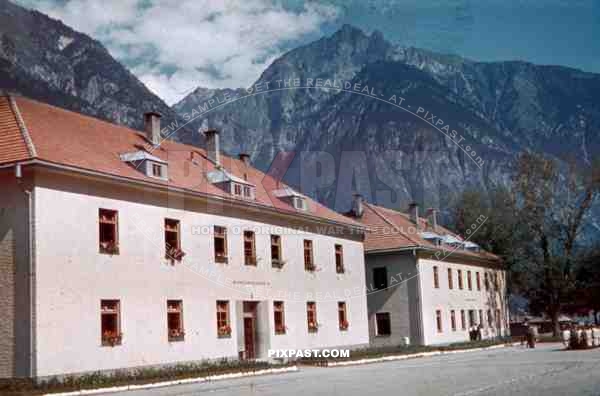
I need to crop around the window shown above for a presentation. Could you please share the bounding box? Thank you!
[243,231,256,266]
[99,209,119,255]
[451,310,457,331]
[484,273,490,291]
[338,302,349,331]
[167,300,184,341]
[487,310,493,328]
[101,300,121,347]
[234,183,242,196]
[335,244,344,273]
[433,266,439,288]
[373,267,388,290]
[436,310,443,333]
[461,310,466,330]
[293,196,307,211]
[274,301,286,334]
[271,235,282,267]
[217,301,231,337]
[479,310,484,327]
[375,312,391,336]
[165,219,184,261]
[307,302,318,332]
[468,310,476,327]
[467,271,472,290]
[494,273,499,290]
[243,185,252,199]
[214,226,228,263]
[458,270,464,290]
[304,240,315,271]
[496,309,502,329]
[448,268,453,289]
[152,163,163,178]
[476,272,481,291]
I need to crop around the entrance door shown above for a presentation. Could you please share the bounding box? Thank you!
[244,317,255,359]
[243,302,258,359]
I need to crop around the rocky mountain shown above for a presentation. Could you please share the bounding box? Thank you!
[174,25,600,214]
[0,0,195,143]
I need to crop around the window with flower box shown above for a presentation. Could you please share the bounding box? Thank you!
[335,244,344,274]
[217,300,231,337]
[214,226,228,263]
[304,240,315,271]
[451,310,457,331]
[271,235,282,268]
[99,209,119,255]
[375,312,391,336]
[274,301,286,335]
[165,219,185,262]
[338,302,349,331]
[101,300,122,347]
[307,302,318,332]
[167,300,184,342]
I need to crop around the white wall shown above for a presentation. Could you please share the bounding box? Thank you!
[33,173,368,377]
[418,258,508,345]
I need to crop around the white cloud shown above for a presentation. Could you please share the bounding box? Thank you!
[17,0,339,105]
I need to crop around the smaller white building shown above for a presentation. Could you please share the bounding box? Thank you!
[347,197,509,346]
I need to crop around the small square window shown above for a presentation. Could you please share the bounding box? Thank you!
[152,163,163,178]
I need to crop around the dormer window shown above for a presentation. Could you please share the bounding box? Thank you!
[120,151,168,180]
[207,169,255,200]
[273,187,309,212]
[292,196,307,211]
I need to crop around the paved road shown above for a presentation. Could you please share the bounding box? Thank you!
[112,344,600,396]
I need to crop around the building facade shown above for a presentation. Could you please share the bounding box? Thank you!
[0,95,369,379]
[348,196,509,346]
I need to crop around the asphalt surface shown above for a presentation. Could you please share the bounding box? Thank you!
[111,343,600,396]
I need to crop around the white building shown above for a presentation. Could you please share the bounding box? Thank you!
[347,196,509,346]
[0,95,369,379]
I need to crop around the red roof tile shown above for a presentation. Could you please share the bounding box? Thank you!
[357,202,500,262]
[0,96,31,163]
[0,96,362,229]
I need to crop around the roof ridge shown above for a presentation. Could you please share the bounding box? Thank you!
[8,96,37,158]
[364,202,421,246]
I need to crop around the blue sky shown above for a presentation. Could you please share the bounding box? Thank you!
[16,0,600,105]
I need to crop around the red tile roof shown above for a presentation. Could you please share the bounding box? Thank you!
[356,202,500,262]
[0,96,31,163]
[0,95,362,229]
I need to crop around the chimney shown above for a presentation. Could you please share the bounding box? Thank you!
[352,194,364,218]
[408,202,419,225]
[239,153,250,166]
[204,129,220,165]
[144,112,162,146]
[426,208,438,232]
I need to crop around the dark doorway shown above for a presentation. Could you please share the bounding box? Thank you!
[243,302,258,359]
